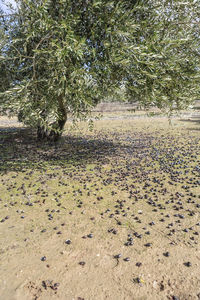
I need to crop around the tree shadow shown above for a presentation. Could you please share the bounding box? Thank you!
[178,117,200,130]
[0,126,125,173]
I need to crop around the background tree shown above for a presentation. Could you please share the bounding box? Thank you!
[0,0,199,141]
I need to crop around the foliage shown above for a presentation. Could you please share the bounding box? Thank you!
[0,0,199,140]
[124,1,200,115]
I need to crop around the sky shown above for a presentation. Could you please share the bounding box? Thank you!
[0,0,17,12]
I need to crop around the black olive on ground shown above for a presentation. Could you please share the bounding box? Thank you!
[136,262,142,267]
[65,239,71,244]
[184,261,192,267]
[123,257,130,262]
[114,254,122,259]
[41,256,46,261]
[87,233,93,238]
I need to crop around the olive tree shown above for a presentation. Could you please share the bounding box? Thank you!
[0,0,199,141]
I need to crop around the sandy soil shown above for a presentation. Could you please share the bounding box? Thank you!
[0,115,200,300]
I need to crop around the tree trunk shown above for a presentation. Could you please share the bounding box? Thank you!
[37,118,66,142]
[37,96,67,142]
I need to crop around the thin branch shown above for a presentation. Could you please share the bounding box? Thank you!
[32,33,52,80]
[0,13,20,18]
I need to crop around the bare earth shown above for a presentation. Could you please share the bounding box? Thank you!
[0,114,200,300]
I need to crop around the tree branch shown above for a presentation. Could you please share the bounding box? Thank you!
[32,33,52,80]
[0,14,19,18]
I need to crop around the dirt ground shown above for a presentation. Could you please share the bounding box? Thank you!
[0,114,200,300]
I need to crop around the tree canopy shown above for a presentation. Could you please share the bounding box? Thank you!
[0,0,199,140]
